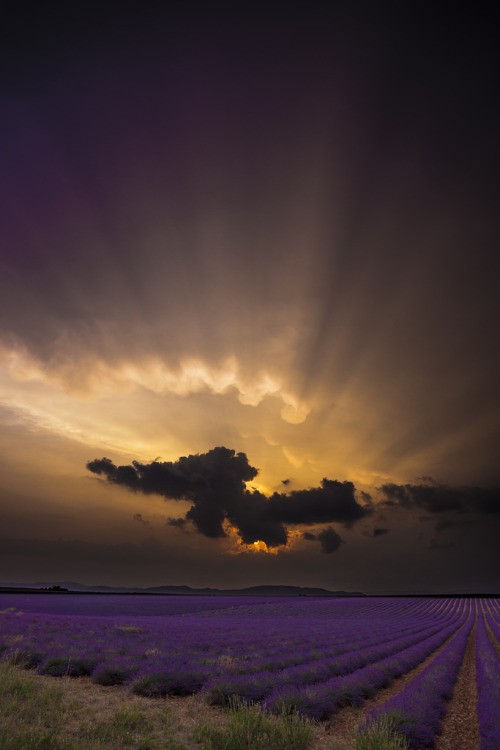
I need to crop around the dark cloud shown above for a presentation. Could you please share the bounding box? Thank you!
[373,527,389,537]
[379,482,500,515]
[87,448,370,549]
[267,479,371,528]
[317,527,344,554]
[88,447,259,539]
[132,513,149,525]
[167,517,188,529]
[302,532,316,541]
[281,479,290,486]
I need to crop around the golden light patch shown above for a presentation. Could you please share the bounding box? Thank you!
[223,525,303,556]
[237,538,281,555]
[222,524,280,555]
[1,345,309,424]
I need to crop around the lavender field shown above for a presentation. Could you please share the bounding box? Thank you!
[1,593,499,749]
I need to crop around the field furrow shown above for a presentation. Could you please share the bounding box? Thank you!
[1,592,498,750]
[360,600,474,749]
[434,611,479,750]
[476,605,500,750]
[310,613,469,747]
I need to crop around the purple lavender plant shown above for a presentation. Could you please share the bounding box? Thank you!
[476,607,500,750]
[360,601,474,749]
[0,592,482,716]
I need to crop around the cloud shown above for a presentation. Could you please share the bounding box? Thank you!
[302,532,316,541]
[373,527,389,537]
[167,517,188,529]
[87,447,371,549]
[379,482,500,515]
[1,345,310,424]
[302,527,344,553]
[317,526,344,553]
[267,479,371,527]
[132,513,149,525]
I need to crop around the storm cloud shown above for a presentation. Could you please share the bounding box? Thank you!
[379,482,500,515]
[87,447,371,548]
[317,526,344,553]
[267,479,370,527]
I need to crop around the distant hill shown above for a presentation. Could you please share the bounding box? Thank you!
[0,581,366,597]
[147,584,366,597]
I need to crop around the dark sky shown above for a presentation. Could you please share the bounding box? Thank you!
[0,6,498,592]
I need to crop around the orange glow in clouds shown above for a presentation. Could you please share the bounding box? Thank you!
[225,526,304,555]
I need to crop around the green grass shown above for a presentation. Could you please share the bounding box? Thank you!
[355,715,410,750]
[192,697,313,750]
[113,624,144,634]
[0,663,67,749]
[0,664,315,750]
[0,662,184,749]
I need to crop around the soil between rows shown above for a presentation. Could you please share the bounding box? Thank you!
[6,600,496,750]
[308,618,473,749]
[30,617,483,750]
[434,618,479,750]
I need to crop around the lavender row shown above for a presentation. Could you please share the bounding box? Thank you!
[476,607,500,750]
[486,598,500,620]
[361,600,474,749]
[221,597,466,671]
[0,611,327,668]
[221,600,466,684]
[484,606,500,643]
[261,607,469,721]
[86,606,468,700]
[0,593,268,618]
[1,593,443,619]
[221,615,459,677]
[1,597,459,677]
[202,615,461,707]
[0,596,470,706]
[0,609,438,686]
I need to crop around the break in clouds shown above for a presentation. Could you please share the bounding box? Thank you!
[87,447,370,551]
[87,447,500,554]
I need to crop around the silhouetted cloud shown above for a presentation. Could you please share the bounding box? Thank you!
[302,532,316,541]
[373,527,389,537]
[317,526,344,553]
[379,482,500,515]
[167,517,188,529]
[267,479,371,527]
[87,447,371,548]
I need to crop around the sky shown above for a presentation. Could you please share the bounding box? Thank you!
[0,6,499,593]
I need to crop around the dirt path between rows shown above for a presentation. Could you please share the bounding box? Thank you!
[309,615,476,750]
[434,618,479,750]
[483,609,500,659]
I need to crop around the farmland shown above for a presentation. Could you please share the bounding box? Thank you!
[0,594,499,749]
